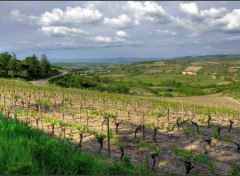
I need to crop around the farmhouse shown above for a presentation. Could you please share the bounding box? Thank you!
[182,67,202,75]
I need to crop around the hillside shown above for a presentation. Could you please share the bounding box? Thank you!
[0,113,147,175]
[51,56,240,100]
[0,78,239,175]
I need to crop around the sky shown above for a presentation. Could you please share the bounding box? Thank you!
[0,1,240,61]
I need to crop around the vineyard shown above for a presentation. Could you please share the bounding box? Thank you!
[0,78,240,175]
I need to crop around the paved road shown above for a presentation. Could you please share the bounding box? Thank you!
[29,70,68,86]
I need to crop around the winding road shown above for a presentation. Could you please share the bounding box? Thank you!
[29,70,68,86]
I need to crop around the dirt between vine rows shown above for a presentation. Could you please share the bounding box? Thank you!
[1,93,240,175]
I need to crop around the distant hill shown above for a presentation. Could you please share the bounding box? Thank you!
[51,54,240,64]
[171,54,240,62]
[50,57,163,64]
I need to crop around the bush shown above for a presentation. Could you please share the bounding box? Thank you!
[163,93,174,97]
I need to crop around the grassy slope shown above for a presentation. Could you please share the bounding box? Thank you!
[0,113,150,175]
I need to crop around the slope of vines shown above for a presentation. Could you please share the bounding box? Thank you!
[0,78,239,175]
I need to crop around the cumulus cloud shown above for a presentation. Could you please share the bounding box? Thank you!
[104,14,132,28]
[221,9,240,31]
[116,31,128,38]
[40,26,88,37]
[180,2,198,15]
[126,1,179,25]
[10,6,103,27]
[39,7,103,26]
[200,7,228,18]
[179,2,240,33]
[5,1,240,55]
[156,29,177,36]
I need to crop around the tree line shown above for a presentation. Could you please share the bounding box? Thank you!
[0,52,52,78]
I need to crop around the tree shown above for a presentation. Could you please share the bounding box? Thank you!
[7,53,21,77]
[25,54,40,77]
[40,54,51,75]
[0,52,12,74]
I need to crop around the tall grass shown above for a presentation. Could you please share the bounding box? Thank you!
[0,113,150,175]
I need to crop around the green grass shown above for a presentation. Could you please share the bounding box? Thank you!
[230,166,239,176]
[172,146,196,162]
[213,130,221,140]
[172,147,216,173]
[228,91,240,100]
[115,73,222,87]
[0,113,150,175]
[195,155,216,173]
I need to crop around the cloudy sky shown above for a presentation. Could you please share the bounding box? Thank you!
[1,1,240,61]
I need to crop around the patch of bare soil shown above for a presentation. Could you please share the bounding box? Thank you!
[161,94,240,111]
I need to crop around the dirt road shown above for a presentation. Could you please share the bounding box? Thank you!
[29,70,68,86]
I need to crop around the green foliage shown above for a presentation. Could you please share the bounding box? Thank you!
[183,129,197,136]
[0,52,56,80]
[40,54,51,75]
[213,130,220,140]
[195,155,216,173]
[0,113,149,175]
[230,166,239,176]
[7,53,22,76]
[163,93,174,97]
[0,52,12,74]
[172,146,196,162]
[223,135,233,143]
[24,54,41,77]
[173,147,216,173]
[50,74,130,94]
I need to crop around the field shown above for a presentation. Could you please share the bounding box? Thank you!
[52,56,240,99]
[1,78,240,175]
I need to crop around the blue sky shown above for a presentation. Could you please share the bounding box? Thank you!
[0,1,240,61]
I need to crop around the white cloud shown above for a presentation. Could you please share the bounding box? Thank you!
[221,9,240,31]
[104,14,132,28]
[179,3,240,33]
[10,6,103,27]
[180,2,198,15]
[19,40,79,49]
[40,7,103,26]
[116,31,128,38]
[40,26,88,37]
[156,29,177,36]
[218,35,240,42]
[126,1,174,24]
[92,35,129,44]
[9,10,38,24]
[93,36,112,43]
[200,7,228,18]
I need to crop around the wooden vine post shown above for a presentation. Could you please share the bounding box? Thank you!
[107,117,111,158]
[167,106,170,127]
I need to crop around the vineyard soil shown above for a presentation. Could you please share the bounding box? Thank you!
[0,79,239,175]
